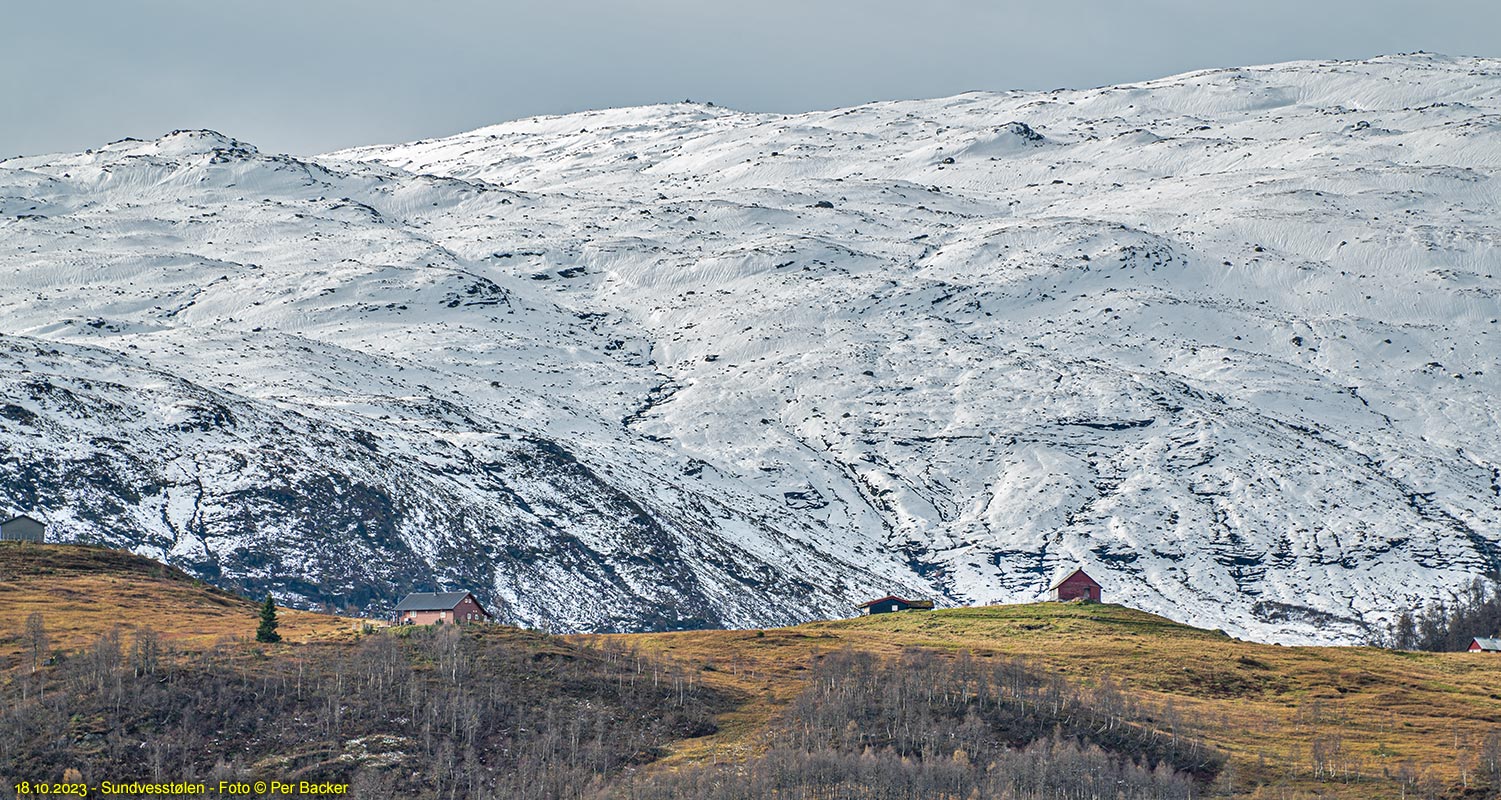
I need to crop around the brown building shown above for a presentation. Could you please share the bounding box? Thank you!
[1049,568,1102,602]
[0,514,45,543]
[394,591,492,625]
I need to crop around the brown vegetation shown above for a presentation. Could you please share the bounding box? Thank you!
[0,543,356,666]
[600,604,1501,798]
[6,544,1501,798]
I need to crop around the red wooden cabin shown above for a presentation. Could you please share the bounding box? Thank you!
[1050,568,1101,603]
[394,591,492,625]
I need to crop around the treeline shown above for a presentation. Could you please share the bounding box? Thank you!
[1381,576,1501,651]
[1,621,722,800]
[615,649,1222,800]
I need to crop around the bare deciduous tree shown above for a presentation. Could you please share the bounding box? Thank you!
[24,611,47,673]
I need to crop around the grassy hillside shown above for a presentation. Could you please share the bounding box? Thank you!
[0,542,358,667]
[0,544,726,800]
[4,543,1500,798]
[599,603,1501,798]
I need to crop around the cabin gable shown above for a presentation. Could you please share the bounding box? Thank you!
[1049,568,1102,602]
[0,514,45,543]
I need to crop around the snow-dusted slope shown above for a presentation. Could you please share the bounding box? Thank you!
[4,54,1499,641]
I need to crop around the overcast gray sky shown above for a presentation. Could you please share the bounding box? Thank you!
[3,0,1496,159]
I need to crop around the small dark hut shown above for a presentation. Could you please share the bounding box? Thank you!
[856,595,936,615]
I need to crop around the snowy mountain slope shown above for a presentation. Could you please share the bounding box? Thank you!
[4,53,1500,641]
[0,132,900,631]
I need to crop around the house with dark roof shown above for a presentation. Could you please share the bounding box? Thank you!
[1050,568,1101,602]
[1468,637,1501,653]
[394,591,492,625]
[0,514,45,543]
[856,595,935,615]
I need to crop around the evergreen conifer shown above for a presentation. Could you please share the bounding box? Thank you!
[256,594,281,643]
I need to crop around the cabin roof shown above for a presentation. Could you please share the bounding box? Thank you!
[856,595,934,609]
[856,595,908,608]
[394,591,479,612]
[1472,637,1501,651]
[1050,568,1100,590]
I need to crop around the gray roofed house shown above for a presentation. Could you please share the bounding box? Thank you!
[1469,637,1501,652]
[0,514,45,543]
[394,591,492,625]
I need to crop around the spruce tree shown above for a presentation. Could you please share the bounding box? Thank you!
[256,594,282,643]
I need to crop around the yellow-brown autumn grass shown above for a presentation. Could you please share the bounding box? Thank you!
[0,542,362,668]
[587,602,1501,799]
[7,541,1501,798]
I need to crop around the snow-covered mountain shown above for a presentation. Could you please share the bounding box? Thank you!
[2,53,1498,642]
